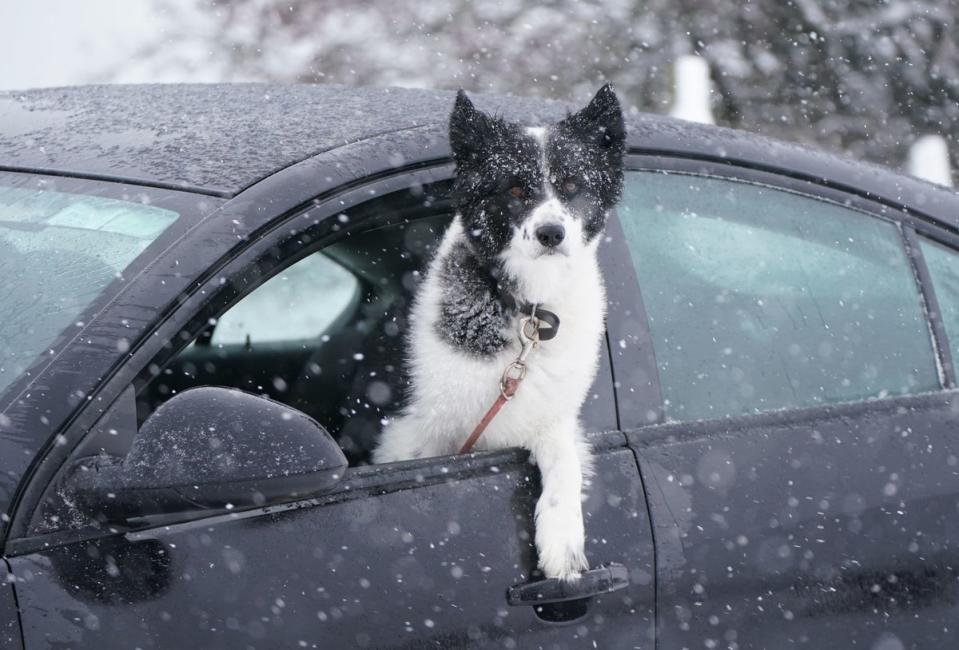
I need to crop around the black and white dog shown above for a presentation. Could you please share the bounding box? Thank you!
[374,85,625,581]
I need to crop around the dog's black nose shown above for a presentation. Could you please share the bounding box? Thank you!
[535,224,565,248]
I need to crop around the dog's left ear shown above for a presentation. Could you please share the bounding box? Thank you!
[564,83,626,151]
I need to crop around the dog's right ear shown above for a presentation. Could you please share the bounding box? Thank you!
[449,90,494,166]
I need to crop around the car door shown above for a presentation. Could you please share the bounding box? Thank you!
[613,163,959,649]
[6,174,656,649]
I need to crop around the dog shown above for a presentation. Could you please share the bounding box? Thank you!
[373,84,625,582]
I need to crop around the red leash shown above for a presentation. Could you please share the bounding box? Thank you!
[458,376,522,454]
[459,313,542,454]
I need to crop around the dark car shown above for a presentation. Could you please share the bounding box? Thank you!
[2,84,959,649]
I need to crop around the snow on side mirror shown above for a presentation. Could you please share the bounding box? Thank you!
[67,386,347,523]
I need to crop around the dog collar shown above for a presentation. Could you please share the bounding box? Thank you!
[499,292,560,341]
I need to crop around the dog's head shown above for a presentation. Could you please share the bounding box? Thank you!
[448,84,625,303]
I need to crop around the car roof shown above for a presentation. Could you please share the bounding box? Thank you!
[0,84,571,197]
[1,83,957,227]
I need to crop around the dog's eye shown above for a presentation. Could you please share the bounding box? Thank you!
[562,180,579,194]
[509,186,525,199]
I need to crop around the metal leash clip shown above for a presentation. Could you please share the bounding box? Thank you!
[518,314,540,360]
[500,313,541,398]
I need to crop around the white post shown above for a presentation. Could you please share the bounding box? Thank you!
[669,55,715,125]
[907,135,953,187]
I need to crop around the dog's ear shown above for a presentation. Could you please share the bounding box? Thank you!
[564,83,626,151]
[449,90,496,166]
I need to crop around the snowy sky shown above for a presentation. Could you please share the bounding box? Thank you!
[0,1,192,91]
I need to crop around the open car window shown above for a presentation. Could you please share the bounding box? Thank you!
[139,215,451,466]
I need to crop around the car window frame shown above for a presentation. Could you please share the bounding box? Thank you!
[6,164,622,553]
[904,226,959,387]
[617,154,955,431]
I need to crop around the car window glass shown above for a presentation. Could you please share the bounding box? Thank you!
[918,237,959,368]
[619,171,939,422]
[210,252,359,345]
[0,185,179,398]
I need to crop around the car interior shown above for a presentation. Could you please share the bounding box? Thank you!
[138,214,453,466]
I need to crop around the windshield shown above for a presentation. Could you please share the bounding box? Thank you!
[0,185,179,397]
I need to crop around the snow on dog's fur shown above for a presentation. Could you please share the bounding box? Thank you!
[374,85,625,582]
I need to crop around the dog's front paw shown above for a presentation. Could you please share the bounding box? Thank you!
[535,508,589,583]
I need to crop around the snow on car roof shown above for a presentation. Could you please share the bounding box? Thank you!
[0,83,570,196]
[0,83,956,224]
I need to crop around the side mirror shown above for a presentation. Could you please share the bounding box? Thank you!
[69,386,347,523]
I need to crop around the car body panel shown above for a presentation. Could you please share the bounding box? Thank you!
[631,391,959,648]
[10,435,656,649]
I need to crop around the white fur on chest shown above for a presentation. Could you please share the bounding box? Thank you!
[373,219,606,461]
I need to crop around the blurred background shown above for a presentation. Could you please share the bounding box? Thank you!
[2,0,957,185]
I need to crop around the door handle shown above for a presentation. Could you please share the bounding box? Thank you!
[507,563,630,606]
